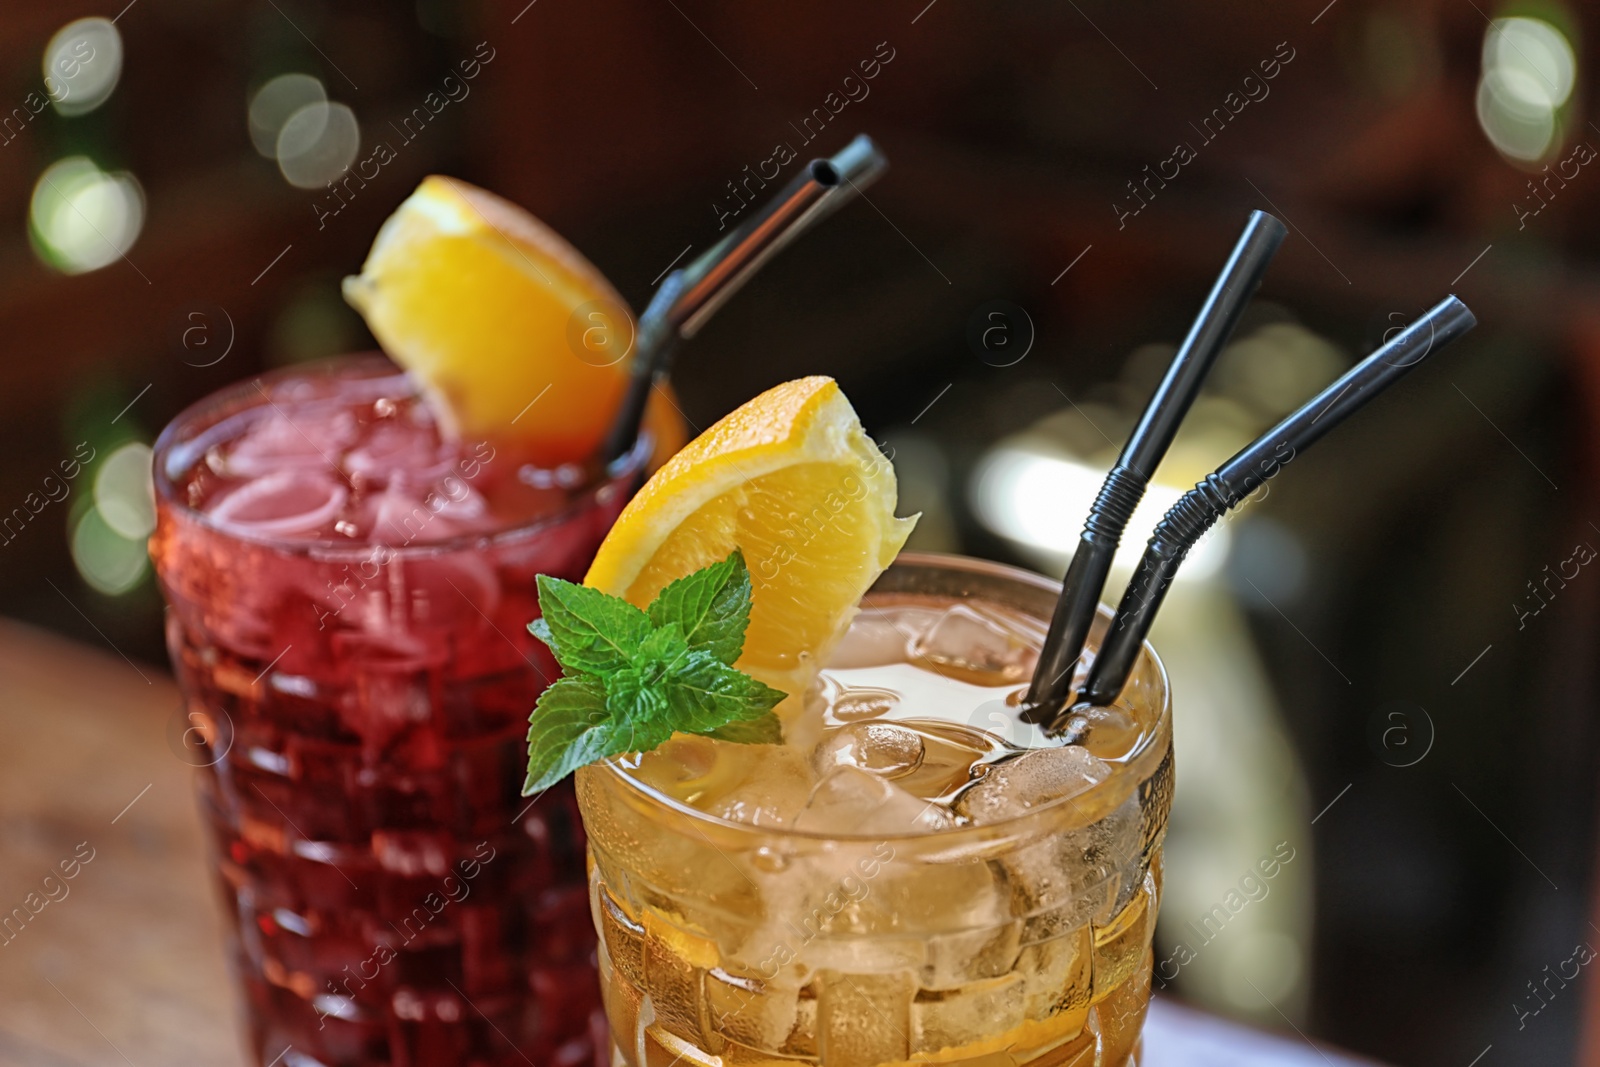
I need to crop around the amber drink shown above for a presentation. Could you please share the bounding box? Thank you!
[578,553,1173,1067]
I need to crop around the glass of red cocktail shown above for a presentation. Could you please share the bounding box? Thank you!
[151,355,654,1066]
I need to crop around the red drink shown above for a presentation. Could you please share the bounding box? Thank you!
[151,357,649,1066]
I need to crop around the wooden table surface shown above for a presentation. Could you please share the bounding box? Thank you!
[0,619,1380,1067]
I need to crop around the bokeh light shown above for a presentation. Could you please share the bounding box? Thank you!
[29,157,145,274]
[248,73,328,158]
[1476,16,1577,163]
[276,101,360,188]
[969,447,1231,581]
[94,442,156,539]
[70,505,148,596]
[1220,930,1305,1010]
[43,17,123,117]
[1484,16,1576,109]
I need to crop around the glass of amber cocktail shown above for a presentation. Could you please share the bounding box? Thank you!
[152,357,653,1066]
[578,553,1173,1067]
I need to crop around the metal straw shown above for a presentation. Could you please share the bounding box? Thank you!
[1023,211,1286,720]
[599,135,888,464]
[1077,294,1478,709]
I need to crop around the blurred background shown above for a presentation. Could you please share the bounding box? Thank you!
[0,0,1597,1064]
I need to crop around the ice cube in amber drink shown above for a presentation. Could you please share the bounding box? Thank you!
[578,553,1174,1067]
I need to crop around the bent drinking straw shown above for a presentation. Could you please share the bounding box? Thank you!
[1077,294,1478,708]
[600,134,889,464]
[1024,210,1287,720]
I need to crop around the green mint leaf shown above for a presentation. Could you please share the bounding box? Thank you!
[524,676,622,793]
[526,555,790,792]
[531,574,651,676]
[524,676,680,794]
[606,667,669,723]
[707,712,784,745]
[663,653,787,735]
[636,623,690,677]
[647,550,752,665]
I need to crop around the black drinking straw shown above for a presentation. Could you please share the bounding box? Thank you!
[599,135,888,465]
[1077,294,1478,708]
[1023,211,1287,720]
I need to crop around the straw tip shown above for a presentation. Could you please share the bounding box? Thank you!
[1443,293,1477,323]
[1245,208,1288,239]
[841,132,881,156]
[827,134,888,188]
[1423,294,1477,339]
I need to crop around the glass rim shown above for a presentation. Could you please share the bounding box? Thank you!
[151,353,653,562]
[592,550,1171,845]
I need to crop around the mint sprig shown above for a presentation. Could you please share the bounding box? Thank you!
[523,550,787,794]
